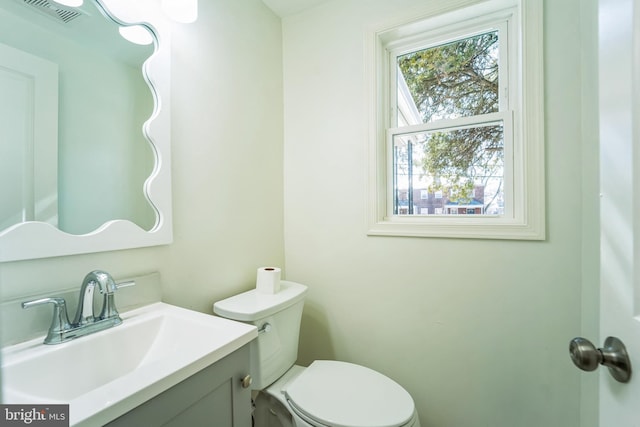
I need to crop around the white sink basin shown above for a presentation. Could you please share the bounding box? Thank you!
[2,302,257,426]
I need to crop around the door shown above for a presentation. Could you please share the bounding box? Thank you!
[599,0,640,424]
[0,42,58,230]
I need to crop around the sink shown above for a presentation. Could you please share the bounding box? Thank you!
[2,302,257,426]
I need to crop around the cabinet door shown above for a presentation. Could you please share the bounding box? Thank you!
[106,345,252,427]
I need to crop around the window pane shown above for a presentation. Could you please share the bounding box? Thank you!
[397,31,499,126]
[392,124,504,216]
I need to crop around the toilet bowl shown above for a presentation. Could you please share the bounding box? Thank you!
[213,281,421,427]
[263,363,420,427]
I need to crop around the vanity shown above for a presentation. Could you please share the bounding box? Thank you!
[2,301,257,426]
[105,344,252,427]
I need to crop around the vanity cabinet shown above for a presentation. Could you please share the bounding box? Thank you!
[106,344,252,427]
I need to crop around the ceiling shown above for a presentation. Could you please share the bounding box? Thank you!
[261,0,332,17]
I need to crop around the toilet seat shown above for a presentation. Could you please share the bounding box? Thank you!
[284,360,415,427]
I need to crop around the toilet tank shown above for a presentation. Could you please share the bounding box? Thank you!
[213,281,308,389]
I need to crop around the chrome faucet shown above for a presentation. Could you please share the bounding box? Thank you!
[22,270,135,344]
[74,270,122,326]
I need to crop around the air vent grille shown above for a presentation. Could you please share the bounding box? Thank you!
[20,0,83,23]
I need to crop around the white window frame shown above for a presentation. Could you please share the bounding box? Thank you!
[366,0,544,240]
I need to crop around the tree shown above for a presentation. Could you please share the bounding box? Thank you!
[398,31,503,209]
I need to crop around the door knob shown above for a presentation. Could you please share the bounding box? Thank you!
[569,336,632,383]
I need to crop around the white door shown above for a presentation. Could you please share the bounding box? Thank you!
[0,42,58,230]
[598,0,640,424]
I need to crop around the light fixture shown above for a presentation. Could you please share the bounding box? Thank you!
[51,0,83,6]
[161,0,197,24]
[118,25,154,46]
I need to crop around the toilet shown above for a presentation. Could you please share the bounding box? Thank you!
[213,281,421,427]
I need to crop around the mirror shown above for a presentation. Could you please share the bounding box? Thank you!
[0,0,172,262]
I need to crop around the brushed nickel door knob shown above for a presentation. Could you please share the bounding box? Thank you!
[569,336,632,383]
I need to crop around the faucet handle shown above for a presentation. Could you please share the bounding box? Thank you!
[98,280,135,322]
[22,297,72,344]
[99,279,135,295]
[116,280,136,290]
[22,297,67,310]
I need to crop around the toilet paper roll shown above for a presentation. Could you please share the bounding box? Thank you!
[256,267,281,294]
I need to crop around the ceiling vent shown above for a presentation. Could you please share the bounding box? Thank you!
[19,0,84,24]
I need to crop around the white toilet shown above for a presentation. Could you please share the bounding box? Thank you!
[213,281,421,427]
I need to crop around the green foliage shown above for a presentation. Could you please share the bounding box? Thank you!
[398,31,499,121]
[398,32,503,205]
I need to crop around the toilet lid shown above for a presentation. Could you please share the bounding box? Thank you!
[285,360,415,427]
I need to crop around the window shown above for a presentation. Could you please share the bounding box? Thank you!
[367,0,544,239]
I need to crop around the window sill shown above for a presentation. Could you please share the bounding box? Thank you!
[367,216,545,240]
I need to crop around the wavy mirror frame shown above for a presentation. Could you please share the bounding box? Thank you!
[0,0,172,262]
